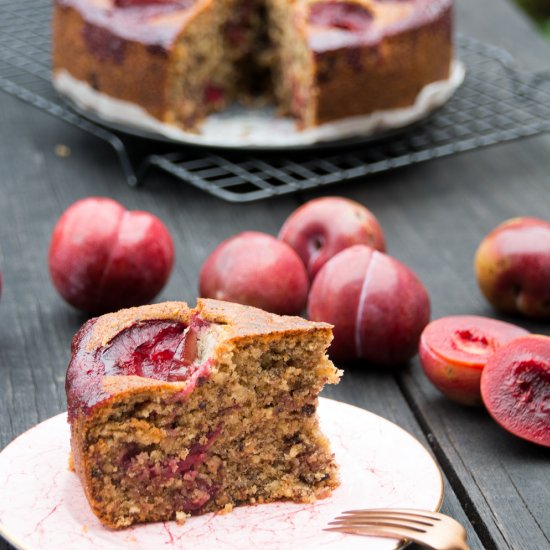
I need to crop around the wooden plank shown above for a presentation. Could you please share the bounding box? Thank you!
[1,1,549,549]
[389,140,550,550]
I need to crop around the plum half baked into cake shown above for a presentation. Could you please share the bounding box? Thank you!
[66,298,341,528]
[52,0,453,132]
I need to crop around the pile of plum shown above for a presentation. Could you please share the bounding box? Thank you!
[3,195,546,447]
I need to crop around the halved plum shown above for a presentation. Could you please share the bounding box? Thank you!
[419,316,529,406]
[481,335,550,447]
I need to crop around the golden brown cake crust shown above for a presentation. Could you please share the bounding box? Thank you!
[278,0,453,126]
[67,299,334,423]
[83,298,331,354]
[309,0,453,125]
[196,298,333,339]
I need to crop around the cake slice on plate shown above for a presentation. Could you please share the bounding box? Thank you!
[66,298,341,528]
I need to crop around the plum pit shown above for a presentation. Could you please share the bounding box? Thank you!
[451,329,496,356]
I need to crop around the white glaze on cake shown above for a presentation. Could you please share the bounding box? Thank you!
[53,60,464,148]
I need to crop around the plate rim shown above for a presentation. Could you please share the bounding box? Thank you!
[0,397,443,550]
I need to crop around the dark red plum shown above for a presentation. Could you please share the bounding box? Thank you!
[279,197,385,281]
[419,316,529,406]
[307,245,430,365]
[49,197,174,313]
[199,231,309,316]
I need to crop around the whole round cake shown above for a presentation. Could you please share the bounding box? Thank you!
[52,0,453,133]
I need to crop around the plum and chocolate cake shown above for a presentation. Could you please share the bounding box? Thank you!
[66,298,341,528]
[52,0,453,131]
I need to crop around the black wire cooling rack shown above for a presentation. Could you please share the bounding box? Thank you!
[1,0,550,202]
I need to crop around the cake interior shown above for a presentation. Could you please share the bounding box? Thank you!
[165,0,387,127]
[76,316,339,528]
[266,0,316,126]
[162,0,450,128]
[167,0,278,128]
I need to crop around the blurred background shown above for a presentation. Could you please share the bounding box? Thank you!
[516,0,550,40]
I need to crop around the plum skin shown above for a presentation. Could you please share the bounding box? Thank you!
[49,197,174,313]
[480,334,550,447]
[279,197,386,281]
[199,231,309,316]
[420,343,485,406]
[474,217,550,320]
[419,316,529,407]
[307,244,430,365]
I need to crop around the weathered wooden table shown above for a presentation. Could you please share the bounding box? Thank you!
[1,0,549,548]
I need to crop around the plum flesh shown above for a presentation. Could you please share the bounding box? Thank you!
[419,316,529,406]
[308,2,374,32]
[67,318,210,419]
[481,335,550,447]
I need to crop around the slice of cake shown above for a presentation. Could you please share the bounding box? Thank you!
[66,298,341,528]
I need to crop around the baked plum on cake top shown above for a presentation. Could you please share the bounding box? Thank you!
[66,298,341,528]
[52,0,453,131]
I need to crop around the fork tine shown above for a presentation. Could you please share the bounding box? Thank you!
[335,511,433,527]
[340,508,441,522]
[329,517,427,532]
[327,509,471,550]
[325,523,419,541]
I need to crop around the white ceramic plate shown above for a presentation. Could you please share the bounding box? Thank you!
[0,398,443,550]
[53,61,465,150]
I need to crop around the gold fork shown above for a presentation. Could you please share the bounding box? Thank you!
[325,508,471,550]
